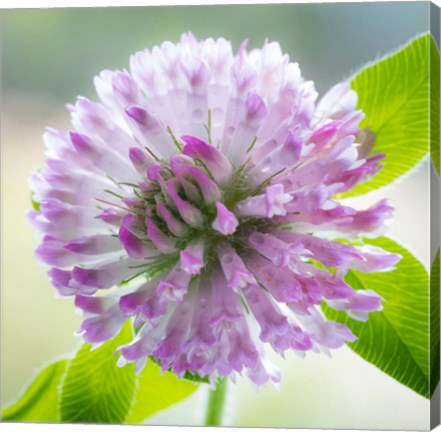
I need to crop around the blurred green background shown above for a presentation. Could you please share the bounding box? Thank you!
[1,3,432,429]
[3,3,430,99]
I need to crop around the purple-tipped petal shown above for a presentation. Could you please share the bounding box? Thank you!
[146,219,176,254]
[180,239,205,275]
[181,135,232,185]
[155,197,188,237]
[166,179,203,227]
[218,244,256,291]
[65,235,122,255]
[119,226,158,260]
[236,184,293,218]
[156,266,191,303]
[211,202,239,235]
[129,147,153,174]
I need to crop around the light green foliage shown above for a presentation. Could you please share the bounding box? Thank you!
[430,38,440,174]
[125,360,198,424]
[344,34,434,197]
[430,249,440,396]
[30,193,40,211]
[2,322,200,424]
[323,237,431,398]
[1,360,68,422]
[59,322,137,423]
[182,370,210,383]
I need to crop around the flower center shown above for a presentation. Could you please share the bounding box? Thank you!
[118,133,281,279]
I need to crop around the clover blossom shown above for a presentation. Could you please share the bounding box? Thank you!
[28,33,400,386]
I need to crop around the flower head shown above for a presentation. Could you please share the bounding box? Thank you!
[29,33,400,386]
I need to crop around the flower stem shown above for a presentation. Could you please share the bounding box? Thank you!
[204,378,228,426]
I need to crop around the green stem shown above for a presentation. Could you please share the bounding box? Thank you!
[204,378,228,426]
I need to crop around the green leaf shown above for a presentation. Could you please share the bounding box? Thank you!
[30,192,40,211]
[1,360,68,422]
[430,248,440,395]
[125,359,198,424]
[430,38,440,174]
[60,322,137,423]
[323,236,431,397]
[343,34,433,197]
[182,370,210,384]
[148,355,210,384]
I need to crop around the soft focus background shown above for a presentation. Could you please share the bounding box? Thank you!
[1,3,434,429]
